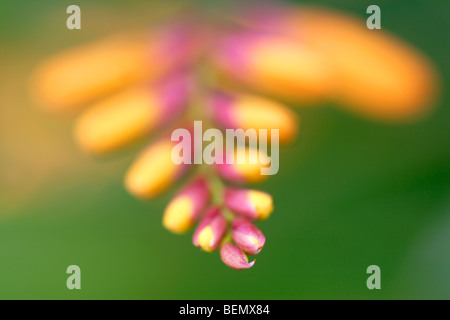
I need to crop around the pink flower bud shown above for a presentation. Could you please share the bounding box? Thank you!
[231,218,266,255]
[212,31,332,103]
[163,177,210,234]
[209,90,299,144]
[156,73,193,126]
[192,207,227,252]
[224,188,273,220]
[220,243,255,270]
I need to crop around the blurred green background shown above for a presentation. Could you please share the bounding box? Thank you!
[0,0,449,299]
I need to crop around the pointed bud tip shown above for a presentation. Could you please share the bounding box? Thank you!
[220,243,256,270]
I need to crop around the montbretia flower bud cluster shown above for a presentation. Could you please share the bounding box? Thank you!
[30,1,439,270]
[168,178,273,269]
[162,174,273,269]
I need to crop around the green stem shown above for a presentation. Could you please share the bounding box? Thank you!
[198,164,224,206]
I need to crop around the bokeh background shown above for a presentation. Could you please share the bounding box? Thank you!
[0,0,449,299]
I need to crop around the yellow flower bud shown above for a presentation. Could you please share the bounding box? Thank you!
[163,196,194,234]
[224,188,273,220]
[125,139,189,199]
[210,91,299,143]
[214,32,334,103]
[30,25,197,112]
[215,147,271,184]
[162,177,210,234]
[75,75,190,154]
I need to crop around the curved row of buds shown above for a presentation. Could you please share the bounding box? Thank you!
[162,175,273,269]
[30,1,439,270]
[30,5,438,122]
[217,3,438,121]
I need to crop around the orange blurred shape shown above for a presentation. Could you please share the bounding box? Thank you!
[30,24,197,113]
[236,5,440,121]
[294,7,439,121]
[125,138,190,200]
[213,32,334,104]
[74,74,191,154]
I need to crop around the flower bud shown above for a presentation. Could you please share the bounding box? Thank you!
[231,218,266,255]
[214,147,270,184]
[299,8,438,120]
[30,23,198,112]
[220,243,255,270]
[193,207,227,252]
[125,137,190,199]
[213,31,333,103]
[237,4,438,121]
[224,188,273,220]
[209,91,299,143]
[163,177,210,234]
[75,74,191,154]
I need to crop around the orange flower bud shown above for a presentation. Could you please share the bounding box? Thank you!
[163,177,210,234]
[236,4,439,121]
[209,91,299,143]
[213,32,333,103]
[125,137,190,200]
[30,24,198,112]
[214,147,271,184]
[74,74,191,154]
[297,7,439,121]
[224,188,273,220]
